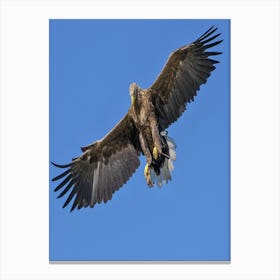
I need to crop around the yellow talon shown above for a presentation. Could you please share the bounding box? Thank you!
[144,163,153,187]
[144,163,150,176]
[153,147,159,160]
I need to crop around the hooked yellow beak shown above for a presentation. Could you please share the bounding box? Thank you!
[131,95,136,105]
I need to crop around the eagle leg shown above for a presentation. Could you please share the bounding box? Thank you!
[139,132,152,165]
[139,132,154,186]
[150,114,162,159]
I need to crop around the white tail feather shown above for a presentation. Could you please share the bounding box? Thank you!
[168,159,174,172]
[169,148,176,161]
[150,132,177,188]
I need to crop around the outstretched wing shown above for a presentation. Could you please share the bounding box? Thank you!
[52,114,141,211]
[148,26,223,131]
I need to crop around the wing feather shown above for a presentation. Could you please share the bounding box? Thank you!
[148,26,222,130]
[54,174,72,192]
[57,180,76,198]
[52,114,141,211]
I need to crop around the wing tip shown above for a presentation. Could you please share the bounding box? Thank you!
[62,200,72,210]
[51,161,71,168]
[52,168,71,182]
[197,25,218,41]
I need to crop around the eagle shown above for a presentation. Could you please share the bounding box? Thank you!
[52,26,222,211]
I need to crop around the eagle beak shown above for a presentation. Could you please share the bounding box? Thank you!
[131,95,136,105]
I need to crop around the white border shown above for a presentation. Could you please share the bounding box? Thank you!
[0,0,279,279]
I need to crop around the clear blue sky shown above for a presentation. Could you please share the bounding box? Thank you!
[49,19,230,261]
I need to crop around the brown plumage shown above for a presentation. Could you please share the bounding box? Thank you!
[52,26,222,211]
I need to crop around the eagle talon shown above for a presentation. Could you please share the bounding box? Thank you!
[153,147,159,160]
[144,163,153,187]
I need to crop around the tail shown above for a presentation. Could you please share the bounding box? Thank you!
[150,131,177,187]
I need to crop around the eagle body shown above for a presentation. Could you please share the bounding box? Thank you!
[128,83,173,186]
[52,26,223,211]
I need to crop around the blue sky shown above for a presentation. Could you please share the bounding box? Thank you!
[49,19,230,261]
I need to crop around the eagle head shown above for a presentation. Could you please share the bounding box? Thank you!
[129,82,139,105]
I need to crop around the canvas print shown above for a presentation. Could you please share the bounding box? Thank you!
[49,19,230,261]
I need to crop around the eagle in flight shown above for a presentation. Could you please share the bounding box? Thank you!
[52,26,222,211]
